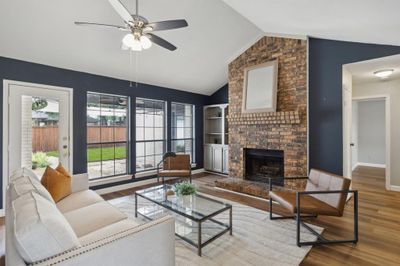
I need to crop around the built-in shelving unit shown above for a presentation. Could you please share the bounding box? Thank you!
[204,104,229,174]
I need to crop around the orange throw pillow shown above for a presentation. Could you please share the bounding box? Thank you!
[41,164,72,202]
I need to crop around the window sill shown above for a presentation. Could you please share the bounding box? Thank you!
[89,175,133,186]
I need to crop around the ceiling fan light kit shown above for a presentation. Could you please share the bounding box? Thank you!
[75,0,188,52]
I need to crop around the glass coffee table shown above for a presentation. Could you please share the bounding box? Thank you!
[135,185,232,256]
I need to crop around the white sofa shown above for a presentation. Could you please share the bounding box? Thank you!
[6,169,175,266]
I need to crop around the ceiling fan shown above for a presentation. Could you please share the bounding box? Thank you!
[75,0,188,51]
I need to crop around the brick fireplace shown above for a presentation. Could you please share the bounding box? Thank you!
[228,36,308,180]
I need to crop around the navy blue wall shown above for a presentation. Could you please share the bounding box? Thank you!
[309,38,400,175]
[0,56,209,208]
[207,84,228,105]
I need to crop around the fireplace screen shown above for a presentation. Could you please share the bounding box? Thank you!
[245,149,284,185]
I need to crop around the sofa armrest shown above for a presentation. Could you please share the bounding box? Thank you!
[71,173,89,193]
[32,216,175,266]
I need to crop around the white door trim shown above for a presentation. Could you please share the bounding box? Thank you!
[352,95,391,190]
[2,79,74,215]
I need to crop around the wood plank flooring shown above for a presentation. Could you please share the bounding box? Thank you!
[1,166,399,265]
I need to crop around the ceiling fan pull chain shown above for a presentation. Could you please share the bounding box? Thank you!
[135,51,139,88]
[136,0,139,17]
[129,49,133,87]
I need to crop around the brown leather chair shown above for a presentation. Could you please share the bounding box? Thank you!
[157,153,192,184]
[269,169,358,247]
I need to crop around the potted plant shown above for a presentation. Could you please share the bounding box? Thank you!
[174,182,197,205]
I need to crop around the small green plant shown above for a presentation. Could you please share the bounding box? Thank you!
[32,152,49,168]
[174,182,197,196]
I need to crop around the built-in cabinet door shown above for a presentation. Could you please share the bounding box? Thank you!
[204,145,213,170]
[222,147,229,174]
[212,146,223,172]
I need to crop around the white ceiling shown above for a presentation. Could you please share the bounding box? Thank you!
[222,0,400,46]
[345,54,400,84]
[0,0,261,95]
[2,1,400,96]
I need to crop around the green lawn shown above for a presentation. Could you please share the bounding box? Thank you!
[47,146,126,163]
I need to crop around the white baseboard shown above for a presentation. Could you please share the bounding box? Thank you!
[192,168,205,174]
[95,178,158,195]
[89,175,133,186]
[389,185,400,192]
[204,170,228,177]
[355,162,386,169]
[0,208,4,217]
[95,169,205,195]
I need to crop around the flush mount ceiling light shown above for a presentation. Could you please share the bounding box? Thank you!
[373,69,394,79]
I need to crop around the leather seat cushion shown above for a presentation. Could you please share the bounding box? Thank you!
[158,170,190,177]
[269,191,341,216]
[56,190,104,213]
[63,201,127,237]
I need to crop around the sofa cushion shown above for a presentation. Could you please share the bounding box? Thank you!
[12,192,80,263]
[63,201,127,237]
[57,190,104,213]
[79,219,142,245]
[10,167,39,182]
[41,166,72,202]
[9,175,55,204]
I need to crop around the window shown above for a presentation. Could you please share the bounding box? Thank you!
[87,93,129,179]
[136,98,166,172]
[171,102,195,162]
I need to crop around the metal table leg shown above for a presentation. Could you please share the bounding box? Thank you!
[229,207,233,235]
[198,221,202,256]
[135,193,138,218]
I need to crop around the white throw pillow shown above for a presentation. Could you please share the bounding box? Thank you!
[9,175,55,204]
[10,167,40,182]
[12,192,80,263]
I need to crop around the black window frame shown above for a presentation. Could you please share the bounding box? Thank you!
[135,97,167,173]
[171,102,195,163]
[86,92,130,180]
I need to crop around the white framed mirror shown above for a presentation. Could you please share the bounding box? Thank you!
[242,60,278,113]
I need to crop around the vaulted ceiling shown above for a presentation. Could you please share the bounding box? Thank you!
[222,0,400,46]
[1,0,399,95]
[0,0,261,95]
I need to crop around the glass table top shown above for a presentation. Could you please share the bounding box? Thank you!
[135,184,232,221]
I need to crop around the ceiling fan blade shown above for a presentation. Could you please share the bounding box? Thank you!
[74,22,128,31]
[147,33,177,51]
[147,20,188,31]
[108,0,133,24]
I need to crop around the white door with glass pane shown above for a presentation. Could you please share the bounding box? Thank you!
[4,80,72,180]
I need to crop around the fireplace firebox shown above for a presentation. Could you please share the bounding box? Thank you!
[245,149,284,186]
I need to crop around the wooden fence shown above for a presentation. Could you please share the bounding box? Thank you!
[32,126,127,152]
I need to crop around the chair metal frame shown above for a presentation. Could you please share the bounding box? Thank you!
[268,177,359,247]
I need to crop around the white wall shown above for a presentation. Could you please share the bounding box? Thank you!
[342,68,353,178]
[353,78,400,186]
[351,101,358,169]
[357,100,386,165]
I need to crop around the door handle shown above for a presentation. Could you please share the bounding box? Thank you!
[350,143,355,147]
[63,145,68,149]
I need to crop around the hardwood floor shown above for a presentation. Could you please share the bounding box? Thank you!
[1,166,399,265]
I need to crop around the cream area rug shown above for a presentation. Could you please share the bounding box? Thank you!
[108,193,323,266]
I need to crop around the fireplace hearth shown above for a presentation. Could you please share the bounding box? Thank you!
[245,149,284,186]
